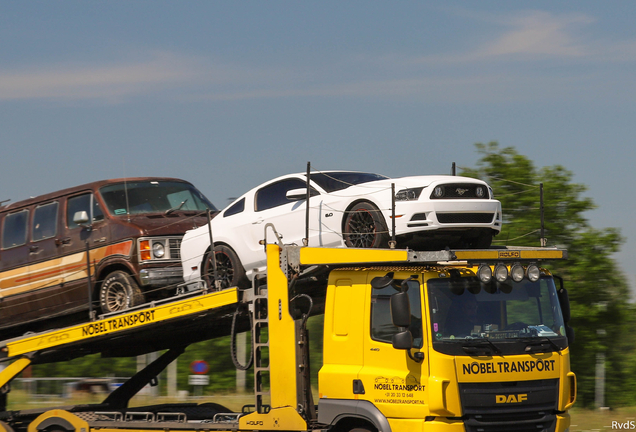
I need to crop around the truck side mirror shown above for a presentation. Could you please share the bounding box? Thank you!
[392,330,413,350]
[554,276,571,323]
[73,211,90,226]
[390,291,413,350]
[390,291,411,328]
[565,324,575,345]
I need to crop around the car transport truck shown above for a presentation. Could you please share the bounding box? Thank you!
[0,241,576,432]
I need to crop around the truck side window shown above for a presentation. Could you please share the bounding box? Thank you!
[2,210,29,249]
[370,279,423,348]
[32,202,59,242]
[67,194,104,229]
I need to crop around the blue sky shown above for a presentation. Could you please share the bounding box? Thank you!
[1,1,635,292]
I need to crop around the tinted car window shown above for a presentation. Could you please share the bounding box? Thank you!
[2,210,29,249]
[99,181,216,215]
[309,172,388,193]
[255,179,319,212]
[224,198,245,217]
[67,194,104,229]
[32,202,59,241]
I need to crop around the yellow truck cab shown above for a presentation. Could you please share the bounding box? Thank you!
[0,245,575,432]
[318,252,576,432]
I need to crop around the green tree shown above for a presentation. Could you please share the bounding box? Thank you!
[462,142,632,407]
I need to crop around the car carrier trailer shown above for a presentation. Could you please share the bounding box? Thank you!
[0,244,576,432]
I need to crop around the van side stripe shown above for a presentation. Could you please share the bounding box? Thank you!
[0,240,133,297]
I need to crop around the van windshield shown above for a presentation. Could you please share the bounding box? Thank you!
[99,181,216,216]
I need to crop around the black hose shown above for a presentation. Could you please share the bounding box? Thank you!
[230,304,253,371]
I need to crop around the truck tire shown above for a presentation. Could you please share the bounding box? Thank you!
[203,245,247,290]
[343,202,389,248]
[100,271,144,314]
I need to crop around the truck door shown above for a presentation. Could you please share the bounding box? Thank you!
[358,272,429,417]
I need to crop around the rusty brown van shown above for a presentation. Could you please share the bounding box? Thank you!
[0,177,216,338]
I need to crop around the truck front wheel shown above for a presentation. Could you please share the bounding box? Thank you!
[99,271,144,314]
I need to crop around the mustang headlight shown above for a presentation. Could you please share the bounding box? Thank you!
[433,185,444,198]
[476,186,485,198]
[395,187,423,201]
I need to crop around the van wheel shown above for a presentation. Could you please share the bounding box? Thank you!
[343,202,389,248]
[203,245,247,290]
[100,271,144,314]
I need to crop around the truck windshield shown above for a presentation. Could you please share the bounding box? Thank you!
[427,274,567,355]
[99,181,216,216]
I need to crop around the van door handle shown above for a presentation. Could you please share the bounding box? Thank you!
[55,237,71,246]
[29,245,40,254]
[252,218,264,225]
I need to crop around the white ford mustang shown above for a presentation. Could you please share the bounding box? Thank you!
[181,171,502,288]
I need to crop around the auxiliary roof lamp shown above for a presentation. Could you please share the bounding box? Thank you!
[477,264,492,283]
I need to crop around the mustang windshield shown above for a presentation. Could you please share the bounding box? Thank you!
[309,172,389,193]
[100,181,216,216]
[427,273,567,355]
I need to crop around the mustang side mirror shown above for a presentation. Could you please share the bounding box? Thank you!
[286,188,309,201]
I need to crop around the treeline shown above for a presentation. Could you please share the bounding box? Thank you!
[462,142,636,407]
[31,143,635,408]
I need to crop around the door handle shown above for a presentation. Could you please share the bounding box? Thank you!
[29,245,40,254]
[55,237,71,246]
[252,218,264,225]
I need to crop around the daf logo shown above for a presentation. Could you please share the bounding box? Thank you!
[456,188,469,196]
[496,393,528,404]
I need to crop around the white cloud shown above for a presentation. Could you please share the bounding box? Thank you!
[0,52,201,102]
[478,11,593,58]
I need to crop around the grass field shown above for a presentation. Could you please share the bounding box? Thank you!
[6,390,635,431]
[569,407,636,431]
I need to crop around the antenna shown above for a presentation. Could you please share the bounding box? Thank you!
[303,161,310,246]
[123,159,130,222]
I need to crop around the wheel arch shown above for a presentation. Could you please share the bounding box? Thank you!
[331,417,379,432]
[340,199,385,235]
[30,410,89,432]
[95,262,137,298]
[200,241,237,271]
[318,399,390,432]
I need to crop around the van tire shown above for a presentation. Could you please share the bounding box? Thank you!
[100,271,144,314]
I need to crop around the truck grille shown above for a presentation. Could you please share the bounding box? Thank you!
[169,238,181,260]
[437,213,495,224]
[459,379,559,432]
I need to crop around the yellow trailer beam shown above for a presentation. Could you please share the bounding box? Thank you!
[3,288,238,359]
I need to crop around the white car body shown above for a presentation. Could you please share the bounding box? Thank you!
[181,172,502,284]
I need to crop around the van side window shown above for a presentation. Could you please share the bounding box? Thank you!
[2,210,29,249]
[67,194,104,229]
[32,202,59,241]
